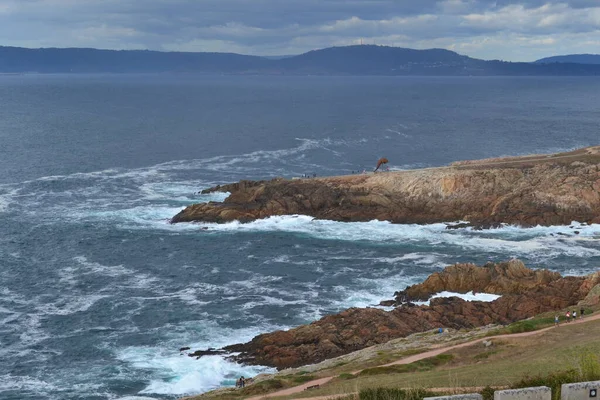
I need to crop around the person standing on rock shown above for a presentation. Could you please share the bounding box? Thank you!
[554,314,560,326]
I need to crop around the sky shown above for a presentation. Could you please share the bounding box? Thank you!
[0,0,599,61]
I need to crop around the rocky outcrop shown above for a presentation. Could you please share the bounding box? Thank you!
[172,146,600,226]
[393,259,562,302]
[219,261,600,369]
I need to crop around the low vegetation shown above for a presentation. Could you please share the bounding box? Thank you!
[359,355,454,376]
[190,310,600,400]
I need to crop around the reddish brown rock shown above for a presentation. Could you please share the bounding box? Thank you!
[172,146,600,227]
[222,261,599,369]
[395,259,562,302]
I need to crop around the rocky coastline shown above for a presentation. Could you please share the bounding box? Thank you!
[175,147,600,372]
[171,146,600,227]
[183,260,600,370]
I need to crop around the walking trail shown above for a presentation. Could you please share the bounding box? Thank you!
[246,312,600,400]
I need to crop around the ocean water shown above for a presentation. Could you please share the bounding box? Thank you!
[1,74,600,399]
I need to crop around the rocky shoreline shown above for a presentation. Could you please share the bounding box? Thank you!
[174,146,600,372]
[184,260,600,370]
[171,146,600,227]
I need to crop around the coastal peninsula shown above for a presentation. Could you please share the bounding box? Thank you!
[175,146,600,372]
[172,146,600,228]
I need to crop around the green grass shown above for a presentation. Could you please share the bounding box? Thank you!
[242,379,285,395]
[510,349,600,400]
[502,316,555,334]
[474,350,500,360]
[292,375,317,384]
[190,311,600,400]
[359,354,454,376]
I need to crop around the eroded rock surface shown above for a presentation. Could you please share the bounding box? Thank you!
[172,146,600,227]
[220,261,599,369]
[394,259,561,302]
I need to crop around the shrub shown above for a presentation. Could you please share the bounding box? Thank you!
[480,386,495,400]
[505,317,554,334]
[338,373,357,380]
[513,370,579,400]
[578,350,600,381]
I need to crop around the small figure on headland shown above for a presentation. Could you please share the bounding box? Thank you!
[236,376,246,388]
[554,314,559,326]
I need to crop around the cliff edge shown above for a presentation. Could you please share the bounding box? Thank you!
[171,146,600,227]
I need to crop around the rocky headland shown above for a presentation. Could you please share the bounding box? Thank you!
[172,146,600,227]
[184,260,600,370]
[175,147,600,372]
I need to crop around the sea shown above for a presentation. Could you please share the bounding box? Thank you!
[1,74,600,400]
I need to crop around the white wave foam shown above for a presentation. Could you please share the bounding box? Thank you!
[331,272,422,311]
[337,253,447,269]
[0,375,57,392]
[241,296,308,310]
[115,397,159,400]
[189,215,600,262]
[117,321,279,397]
[0,187,20,213]
[415,291,501,306]
[35,294,107,316]
[58,256,160,291]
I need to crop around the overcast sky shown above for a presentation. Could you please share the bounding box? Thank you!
[0,0,599,61]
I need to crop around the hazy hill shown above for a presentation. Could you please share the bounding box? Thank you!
[2,45,600,75]
[536,54,600,64]
[0,46,269,73]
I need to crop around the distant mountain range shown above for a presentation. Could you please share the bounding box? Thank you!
[2,45,600,75]
[535,54,600,65]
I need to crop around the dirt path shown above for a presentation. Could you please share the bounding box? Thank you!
[246,312,600,400]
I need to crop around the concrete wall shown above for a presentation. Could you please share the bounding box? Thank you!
[561,380,600,400]
[424,394,482,400]
[494,386,551,400]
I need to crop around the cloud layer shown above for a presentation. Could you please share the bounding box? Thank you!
[0,0,599,61]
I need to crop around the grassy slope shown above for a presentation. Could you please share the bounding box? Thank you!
[190,311,600,400]
[285,316,600,399]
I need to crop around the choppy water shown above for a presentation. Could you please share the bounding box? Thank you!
[1,74,600,399]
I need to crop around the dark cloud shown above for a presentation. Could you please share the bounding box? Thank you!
[0,0,599,61]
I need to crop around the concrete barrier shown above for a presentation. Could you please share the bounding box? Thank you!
[424,395,482,400]
[494,386,551,400]
[561,380,600,400]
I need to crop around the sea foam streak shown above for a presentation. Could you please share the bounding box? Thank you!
[415,291,502,306]
[117,322,278,396]
[184,215,600,262]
